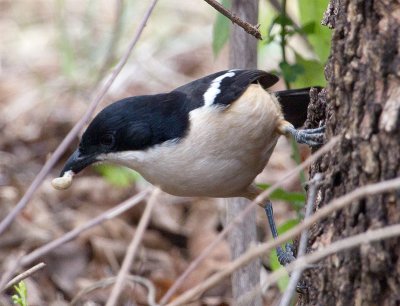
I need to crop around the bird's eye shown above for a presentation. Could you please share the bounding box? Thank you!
[100,134,115,147]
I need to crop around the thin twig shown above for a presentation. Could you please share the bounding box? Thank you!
[2,263,46,292]
[0,251,25,290]
[20,189,150,268]
[253,136,337,208]
[105,189,159,306]
[71,275,157,306]
[228,222,400,303]
[159,136,339,304]
[0,0,159,236]
[203,0,262,40]
[278,173,321,306]
[264,223,400,289]
[196,173,321,306]
[165,177,400,306]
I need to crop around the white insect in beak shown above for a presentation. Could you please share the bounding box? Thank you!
[51,170,75,190]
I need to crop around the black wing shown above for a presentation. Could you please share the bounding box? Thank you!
[173,69,279,108]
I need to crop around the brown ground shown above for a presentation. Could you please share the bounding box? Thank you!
[0,1,309,305]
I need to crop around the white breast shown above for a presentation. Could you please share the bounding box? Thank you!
[103,84,284,198]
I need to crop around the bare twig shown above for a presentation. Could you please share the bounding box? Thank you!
[159,136,339,304]
[2,263,46,292]
[0,251,25,290]
[20,189,150,268]
[278,173,321,306]
[71,275,157,306]
[203,0,262,40]
[226,222,400,303]
[165,177,400,306]
[105,189,159,306]
[264,223,400,289]
[0,0,159,236]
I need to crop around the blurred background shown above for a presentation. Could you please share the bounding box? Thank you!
[0,0,329,305]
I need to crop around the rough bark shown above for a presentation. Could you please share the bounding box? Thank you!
[300,1,400,305]
[227,1,262,306]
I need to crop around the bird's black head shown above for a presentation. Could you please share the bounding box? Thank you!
[60,92,189,176]
[60,97,154,176]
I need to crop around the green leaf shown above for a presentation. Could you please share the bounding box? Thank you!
[257,184,306,204]
[266,14,291,41]
[212,0,231,57]
[292,53,326,88]
[273,14,293,27]
[298,0,331,62]
[277,218,300,234]
[279,61,305,83]
[12,281,28,306]
[300,21,316,35]
[94,164,141,187]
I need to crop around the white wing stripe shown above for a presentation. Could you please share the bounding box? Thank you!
[203,71,236,107]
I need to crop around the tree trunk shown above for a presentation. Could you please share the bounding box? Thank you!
[227,1,262,306]
[300,1,400,305]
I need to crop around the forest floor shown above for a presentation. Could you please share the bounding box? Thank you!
[0,1,310,305]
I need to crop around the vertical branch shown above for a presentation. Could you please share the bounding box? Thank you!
[229,1,258,69]
[228,1,261,305]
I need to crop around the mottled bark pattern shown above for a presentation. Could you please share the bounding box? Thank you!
[301,1,400,305]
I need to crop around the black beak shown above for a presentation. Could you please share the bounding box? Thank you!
[60,149,96,176]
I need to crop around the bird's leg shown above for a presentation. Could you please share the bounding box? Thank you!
[244,185,296,265]
[264,200,295,266]
[279,122,325,147]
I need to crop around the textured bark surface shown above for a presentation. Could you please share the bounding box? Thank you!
[227,1,262,306]
[300,1,400,305]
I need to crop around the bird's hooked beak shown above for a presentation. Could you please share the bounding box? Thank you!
[60,149,97,177]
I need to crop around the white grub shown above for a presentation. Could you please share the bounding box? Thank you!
[51,170,74,190]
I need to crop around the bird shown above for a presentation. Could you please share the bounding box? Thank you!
[54,69,324,265]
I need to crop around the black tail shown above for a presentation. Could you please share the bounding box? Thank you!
[274,87,322,128]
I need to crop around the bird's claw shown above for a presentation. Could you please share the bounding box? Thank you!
[277,243,296,266]
[296,280,308,294]
[293,126,325,147]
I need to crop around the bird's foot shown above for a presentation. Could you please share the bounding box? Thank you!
[277,243,296,266]
[277,243,309,293]
[296,280,308,294]
[289,126,325,147]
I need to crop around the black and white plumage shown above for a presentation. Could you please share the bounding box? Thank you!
[57,69,325,265]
